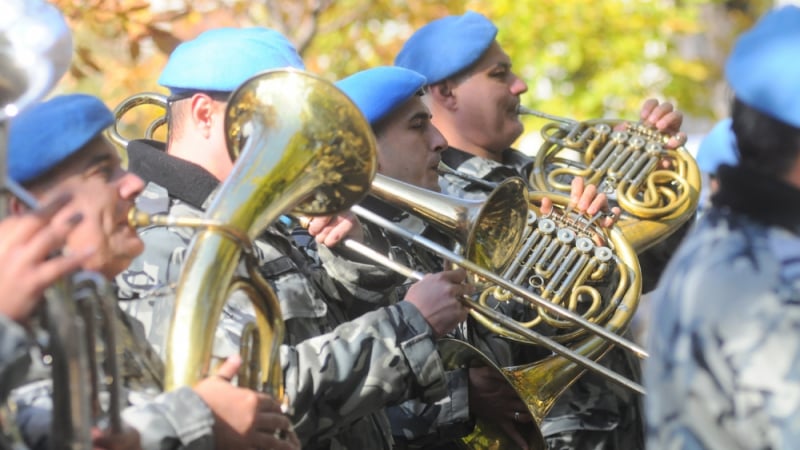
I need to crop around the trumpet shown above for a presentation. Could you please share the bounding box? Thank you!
[518,105,701,252]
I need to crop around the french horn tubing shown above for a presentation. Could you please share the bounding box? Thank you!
[520,105,701,252]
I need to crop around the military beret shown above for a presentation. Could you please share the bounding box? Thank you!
[159,27,305,94]
[9,94,113,183]
[336,66,426,126]
[695,118,738,174]
[395,11,497,84]
[725,6,800,128]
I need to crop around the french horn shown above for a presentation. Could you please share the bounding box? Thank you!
[521,106,701,252]
[346,174,642,450]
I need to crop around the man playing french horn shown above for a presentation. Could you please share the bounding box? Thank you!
[394,11,688,450]
[5,94,299,450]
[116,27,473,450]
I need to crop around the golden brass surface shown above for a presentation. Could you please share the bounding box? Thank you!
[369,173,529,274]
[106,92,168,151]
[521,106,701,252]
[158,69,377,400]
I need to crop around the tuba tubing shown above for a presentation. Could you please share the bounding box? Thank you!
[160,69,378,398]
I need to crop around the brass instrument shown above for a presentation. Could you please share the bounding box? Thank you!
[348,175,641,450]
[106,92,168,151]
[126,70,377,397]
[519,106,701,252]
[0,2,133,448]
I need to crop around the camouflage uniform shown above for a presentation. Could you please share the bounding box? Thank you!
[8,301,216,450]
[330,197,473,448]
[116,140,450,450]
[645,164,800,450]
[439,146,645,450]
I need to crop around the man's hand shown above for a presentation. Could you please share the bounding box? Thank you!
[0,192,93,324]
[193,355,300,450]
[306,212,364,247]
[91,425,141,450]
[540,177,621,229]
[404,269,472,337]
[468,366,536,450]
[639,98,687,149]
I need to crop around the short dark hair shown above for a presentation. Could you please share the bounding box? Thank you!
[166,91,229,143]
[731,97,800,178]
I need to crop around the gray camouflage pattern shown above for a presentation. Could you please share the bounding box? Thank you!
[116,181,450,449]
[645,207,800,450]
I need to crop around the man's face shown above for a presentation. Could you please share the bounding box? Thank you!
[32,137,145,279]
[450,41,528,155]
[376,96,447,192]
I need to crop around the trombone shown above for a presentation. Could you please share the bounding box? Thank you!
[316,173,645,394]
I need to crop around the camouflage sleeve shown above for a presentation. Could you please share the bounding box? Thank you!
[283,301,448,444]
[314,226,407,306]
[12,380,214,450]
[0,315,31,402]
[123,387,215,450]
[388,368,472,444]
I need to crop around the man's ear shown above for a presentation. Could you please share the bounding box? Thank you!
[188,94,216,138]
[428,80,458,111]
[8,195,28,215]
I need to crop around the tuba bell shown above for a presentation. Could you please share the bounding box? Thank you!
[520,106,701,252]
[127,69,378,398]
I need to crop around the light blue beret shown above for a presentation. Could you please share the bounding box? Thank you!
[725,6,800,128]
[695,118,738,174]
[395,11,497,84]
[9,94,113,184]
[336,66,426,125]
[159,27,305,94]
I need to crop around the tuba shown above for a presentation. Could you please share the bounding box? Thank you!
[0,2,138,448]
[351,173,642,450]
[520,106,701,252]
[127,70,378,397]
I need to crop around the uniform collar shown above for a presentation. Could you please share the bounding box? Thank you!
[127,139,219,210]
[713,164,800,234]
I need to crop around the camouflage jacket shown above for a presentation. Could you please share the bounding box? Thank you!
[116,140,449,450]
[439,146,644,448]
[7,302,214,450]
[645,165,800,450]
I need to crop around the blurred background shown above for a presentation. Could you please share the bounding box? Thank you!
[49,0,795,154]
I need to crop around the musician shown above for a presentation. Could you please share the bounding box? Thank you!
[115,27,472,449]
[6,94,298,450]
[645,6,800,449]
[0,195,91,402]
[392,11,689,450]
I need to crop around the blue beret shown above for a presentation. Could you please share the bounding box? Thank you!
[395,11,497,84]
[159,27,305,94]
[725,6,800,128]
[9,94,113,183]
[695,119,738,174]
[336,66,426,125]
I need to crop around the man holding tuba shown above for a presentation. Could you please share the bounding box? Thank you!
[116,27,473,449]
[392,11,689,450]
[645,6,800,449]
[5,94,298,450]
